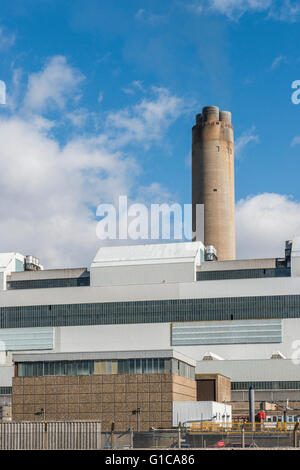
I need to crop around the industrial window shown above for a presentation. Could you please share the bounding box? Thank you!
[7,276,90,290]
[1,294,300,329]
[231,381,300,391]
[0,387,12,395]
[171,319,282,346]
[197,268,291,281]
[17,358,194,379]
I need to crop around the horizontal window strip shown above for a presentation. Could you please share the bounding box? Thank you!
[232,381,300,391]
[16,358,195,380]
[197,268,291,281]
[171,319,282,345]
[0,295,299,329]
[7,277,90,290]
[0,328,54,351]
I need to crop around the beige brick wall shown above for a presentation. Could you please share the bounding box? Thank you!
[216,375,231,402]
[12,373,196,431]
[172,375,197,402]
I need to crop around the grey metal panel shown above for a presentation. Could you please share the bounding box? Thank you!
[197,259,276,272]
[0,328,54,351]
[0,366,14,386]
[171,320,282,346]
[8,268,89,281]
[13,348,196,366]
[196,359,300,381]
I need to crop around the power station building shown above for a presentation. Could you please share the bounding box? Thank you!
[1,107,300,427]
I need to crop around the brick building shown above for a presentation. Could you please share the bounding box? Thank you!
[12,350,197,431]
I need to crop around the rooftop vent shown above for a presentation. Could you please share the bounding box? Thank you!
[202,352,224,361]
[270,351,286,359]
[25,255,42,271]
[205,245,218,262]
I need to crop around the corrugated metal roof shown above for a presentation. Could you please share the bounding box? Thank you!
[92,241,204,267]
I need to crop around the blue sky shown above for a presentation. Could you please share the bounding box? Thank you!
[1,0,300,266]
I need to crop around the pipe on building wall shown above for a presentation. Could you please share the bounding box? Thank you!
[249,386,255,424]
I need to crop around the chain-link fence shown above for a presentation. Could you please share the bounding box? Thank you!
[0,423,299,449]
[131,429,300,449]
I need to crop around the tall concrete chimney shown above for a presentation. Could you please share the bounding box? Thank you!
[192,105,236,261]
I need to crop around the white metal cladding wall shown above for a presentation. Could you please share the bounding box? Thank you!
[47,422,101,450]
[0,422,44,450]
[0,422,101,450]
[171,319,282,346]
[0,327,54,351]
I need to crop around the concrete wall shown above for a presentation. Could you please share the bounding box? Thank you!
[2,275,300,308]
[54,318,300,361]
[91,262,196,287]
[56,323,170,353]
[195,359,300,381]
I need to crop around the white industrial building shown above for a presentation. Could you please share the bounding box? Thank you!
[1,237,300,411]
[172,402,232,427]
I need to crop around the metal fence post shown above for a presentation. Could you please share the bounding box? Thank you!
[43,422,48,450]
[293,423,299,448]
[178,423,181,449]
[241,426,245,448]
[111,422,115,449]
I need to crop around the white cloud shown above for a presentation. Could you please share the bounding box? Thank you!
[24,56,84,112]
[236,193,300,259]
[209,0,271,19]
[291,135,300,146]
[136,183,174,205]
[0,115,138,267]
[134,9,167,25]
[187,0,271,20]
[106,87,187,147]
[187,0,300,22]
[0,27,15,50]
[132,80,144,91]
[270,55,286,70]
[66,108,90,127]
[0,58,185,268]
[122,80,145,96]
[269,0,300,22]
[0,80,6,105]
[235,127,259,158]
